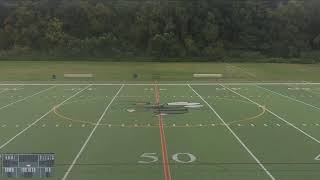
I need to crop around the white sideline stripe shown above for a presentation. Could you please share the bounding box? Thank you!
[0,86,57,111]
[221,84,320,144]
[0,85,92,150]
[188,84,275,180]
[256,85,320,111]
[0,82,320,86]
[62,84,124,180]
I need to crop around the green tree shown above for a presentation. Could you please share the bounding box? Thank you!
[203,12,219,46]
[45,18,66,48]
[150,32,180,57]
[269,0,307,57]
[0,29,14,50]
[184,36,200,56]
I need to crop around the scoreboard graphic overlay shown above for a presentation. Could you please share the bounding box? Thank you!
[1,153,55,178]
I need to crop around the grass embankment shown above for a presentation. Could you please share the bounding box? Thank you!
[0,61,319,81]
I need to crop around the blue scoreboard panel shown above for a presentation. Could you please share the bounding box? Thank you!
[1,153,55,178]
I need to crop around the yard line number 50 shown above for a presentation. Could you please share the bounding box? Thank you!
[138,153,197,164]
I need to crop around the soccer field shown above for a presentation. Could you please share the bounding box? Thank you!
[0,82,320,180]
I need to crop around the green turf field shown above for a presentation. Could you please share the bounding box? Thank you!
[0,82,320,180]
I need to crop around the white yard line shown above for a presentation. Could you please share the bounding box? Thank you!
[221,84,320,144]
[0,89,7,94]
[0,85,25,94]
[0,86,57,111]
[256,85,320,111]
[62,84,124,180]
[188,84,275,180]
[0,85,92,150]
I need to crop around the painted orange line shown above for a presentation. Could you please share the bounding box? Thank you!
[154,83,172,180]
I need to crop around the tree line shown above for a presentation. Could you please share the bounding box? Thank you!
[0,0,320,62]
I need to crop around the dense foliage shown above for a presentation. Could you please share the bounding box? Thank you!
[0,0,319,62]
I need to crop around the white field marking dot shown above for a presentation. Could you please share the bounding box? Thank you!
[56,124,59,127]
[211,124,215,126]
[121,124,125,127]
[250,124,255,127]
[147,124,151,127]
[237,124,242,127]
[216,96,219,98]
[42,124,46,127]
[134,124,138,127]
[2,124,6,127]
[106,96,108,98]
[186,124,189,126]
[264,124,268,126]
[173,96,176,98]
[276,124,281,127]
[15,125,19,128]
[81,124,86,127]
[316,124,320,126]
[302,124,307,126]
[173,124,176,127]
[190,96,193,98]
[68,124,72,127]
[199,124,203,127]
[108,124,112,127]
